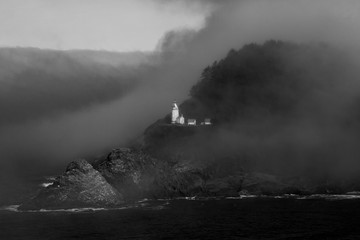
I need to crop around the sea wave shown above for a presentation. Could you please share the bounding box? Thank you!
[0,203,149,213]
[297,194,360,200]
[40,182,53,188]
[227,194,360,200]
[39,176,56,188]
[0,201,171,213]
[173,196,224,201]
[172,194,360,201]
[3,194,360,213]
[0,205,21,212]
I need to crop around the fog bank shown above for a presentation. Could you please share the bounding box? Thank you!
[1,0,360,175]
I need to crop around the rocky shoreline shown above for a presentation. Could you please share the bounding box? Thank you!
[20,148,358,210]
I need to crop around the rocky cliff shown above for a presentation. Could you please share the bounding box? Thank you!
[20,159,122,210]
[20,146,356,210]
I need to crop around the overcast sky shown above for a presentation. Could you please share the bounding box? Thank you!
[0,0,209,51]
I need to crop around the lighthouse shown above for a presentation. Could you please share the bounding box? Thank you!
[171,101,179,124]
[170,101,211,126]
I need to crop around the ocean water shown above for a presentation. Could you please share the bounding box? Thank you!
[1,197,360,239]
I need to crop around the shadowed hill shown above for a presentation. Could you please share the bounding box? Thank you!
[144,41,360,181]
[182,41,356,123]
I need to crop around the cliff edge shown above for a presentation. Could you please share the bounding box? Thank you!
[20,159,123,210]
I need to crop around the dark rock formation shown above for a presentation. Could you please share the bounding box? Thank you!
[94,148,157,201]
[149,160,206,198]
[95,148,209,199]
[20,149,357,210]
[20,159,122,210]
[241,173,287,195]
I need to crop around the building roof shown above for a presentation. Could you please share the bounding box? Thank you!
[172,102,179,110]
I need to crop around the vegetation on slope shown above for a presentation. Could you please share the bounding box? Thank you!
[145,40,360,182]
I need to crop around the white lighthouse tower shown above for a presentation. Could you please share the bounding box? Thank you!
[171,101,179,124]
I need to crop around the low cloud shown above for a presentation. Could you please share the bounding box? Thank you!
[1,0,360,178]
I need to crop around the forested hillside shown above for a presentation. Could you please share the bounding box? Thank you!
[180,40,355,123]
[145,41,360,180]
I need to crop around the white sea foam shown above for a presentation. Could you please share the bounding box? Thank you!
[38,176,56,188]
[33,207,107,213]
[2,194,359,214]
[296,194,360,200]
[346,191,360,195]
[184,196,197,200]
[239,195,258,199]
[227,194,360,201]
[0,203,147,213]
[175,196,223,201]
[40,182,53,188]
[0,205,20,212]
[157,198,172,201]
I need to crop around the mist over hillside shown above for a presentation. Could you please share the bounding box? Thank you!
[0,48,154,125]
[0,48,160,179]
[145,41,360,183]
